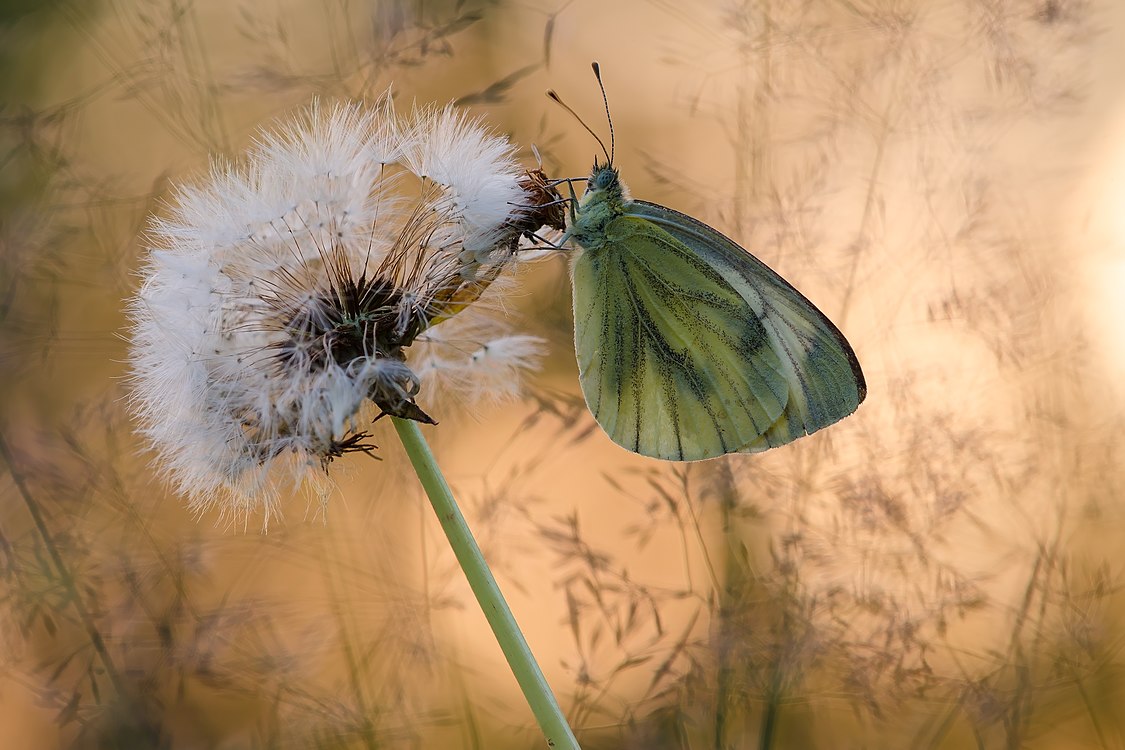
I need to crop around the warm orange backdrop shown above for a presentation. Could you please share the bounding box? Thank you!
[2,1,1123,747]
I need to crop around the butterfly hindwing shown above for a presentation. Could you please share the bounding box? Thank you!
[572,214,793,460]
[627,200,866,453]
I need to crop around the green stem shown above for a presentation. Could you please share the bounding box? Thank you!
[392,418,580,750]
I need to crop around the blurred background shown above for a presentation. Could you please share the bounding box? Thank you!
[3,0,1124,747]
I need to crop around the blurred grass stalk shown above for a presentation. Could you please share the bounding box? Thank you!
[0,434,127,697]
[4,0,1124,747]
[392,417,581,750]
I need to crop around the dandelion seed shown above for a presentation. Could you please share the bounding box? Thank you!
[127,96,560,526]
[414,326,550,405]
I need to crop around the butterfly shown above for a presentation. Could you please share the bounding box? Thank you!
[551,64,866,461]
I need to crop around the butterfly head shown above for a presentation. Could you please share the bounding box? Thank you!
[567,161,626,250]
[586,162,621,197]
[576,160,630,224]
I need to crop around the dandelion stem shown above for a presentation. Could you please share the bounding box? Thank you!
[391,417,581,750]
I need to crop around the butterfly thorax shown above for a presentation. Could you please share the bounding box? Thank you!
[569,163,628,253]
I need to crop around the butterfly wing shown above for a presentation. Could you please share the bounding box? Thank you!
[628,200,866,453]
[572,214,794,460]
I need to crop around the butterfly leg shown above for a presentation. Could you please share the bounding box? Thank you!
[554,177,584,245]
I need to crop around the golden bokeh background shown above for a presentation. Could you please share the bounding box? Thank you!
[3,0,1125,747]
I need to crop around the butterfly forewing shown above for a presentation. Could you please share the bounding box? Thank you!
[627,200,866,453]
[573,215,792,460]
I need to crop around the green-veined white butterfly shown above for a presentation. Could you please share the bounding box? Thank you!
[550,64,866,461]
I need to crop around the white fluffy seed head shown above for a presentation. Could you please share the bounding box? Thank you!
[127,95,552,528]
[402,104,532,259]
[412,309,549,407]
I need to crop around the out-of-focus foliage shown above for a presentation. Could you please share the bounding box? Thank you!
[2,0,1123,748]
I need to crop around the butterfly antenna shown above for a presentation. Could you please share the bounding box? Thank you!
[546,88,612,166]
[591,61,614,165]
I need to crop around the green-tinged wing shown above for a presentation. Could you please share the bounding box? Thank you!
[628,200,866,453]
[572,215,792,460]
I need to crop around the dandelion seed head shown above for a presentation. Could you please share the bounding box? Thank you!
[403,104,533,257]
[128,95,558,527]
[413,308,549,407]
